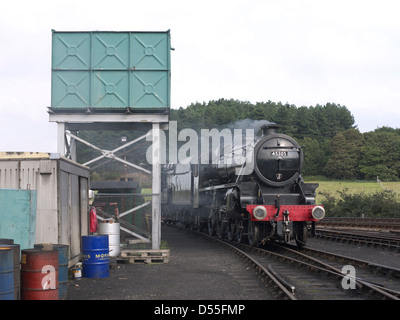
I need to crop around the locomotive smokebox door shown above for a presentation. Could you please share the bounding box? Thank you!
[253,133,304,187]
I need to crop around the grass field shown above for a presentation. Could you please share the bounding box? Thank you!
[304,178,400,205]
[141,182,400,206]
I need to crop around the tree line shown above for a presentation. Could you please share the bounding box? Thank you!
[171,98,400,181]
[76,98,400,181]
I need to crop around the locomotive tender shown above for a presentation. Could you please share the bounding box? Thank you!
[161,123,325,247]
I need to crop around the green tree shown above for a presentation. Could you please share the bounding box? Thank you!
[253,101,280,121]
[298,137,328,176]
[359,130,400,180]
[295,106,319,140]
[313,103,355,139]
[272,102,297,137]
[324,128,364,179]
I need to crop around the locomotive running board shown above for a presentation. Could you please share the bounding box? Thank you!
[199,182,237,192]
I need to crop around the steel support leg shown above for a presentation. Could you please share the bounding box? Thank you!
[152,123,161,250]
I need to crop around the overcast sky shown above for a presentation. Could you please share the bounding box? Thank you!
[0,0,399,152]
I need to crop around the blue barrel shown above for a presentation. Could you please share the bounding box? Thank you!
[82,235,109,278]
[35,244,69,299]
[0,247,14,300]
[1,244,20,300]
[0,239,14,245]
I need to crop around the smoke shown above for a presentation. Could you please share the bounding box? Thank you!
[226,119,276,136]
[151,119,277,165]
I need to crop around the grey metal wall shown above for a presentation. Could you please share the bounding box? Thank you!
[0,153,90,266]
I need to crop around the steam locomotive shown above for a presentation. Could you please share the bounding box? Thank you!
[161,123,325,247]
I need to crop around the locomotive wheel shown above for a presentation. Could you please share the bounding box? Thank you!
[227,223,236,241]
[208,216,216,236]
[247,221,257,246]
[236,221,245,243]
[208,205,219,236]
[294,221,308,247]
[161,205,169,223]
[216,220,225,238]
[248,222,263,247]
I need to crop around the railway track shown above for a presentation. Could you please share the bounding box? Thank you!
[292,244,400,296]
[265,242,400,299]
[186,227,400,300]
[315,228,400,251]
[317,217,400,231]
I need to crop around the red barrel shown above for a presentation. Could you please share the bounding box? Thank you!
[20,249,59,300]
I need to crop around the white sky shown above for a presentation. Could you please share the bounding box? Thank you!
[0,0,399,152]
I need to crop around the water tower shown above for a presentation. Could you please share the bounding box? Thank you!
[48,30,172,249]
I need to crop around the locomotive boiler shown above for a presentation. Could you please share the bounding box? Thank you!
[161,123,325,247]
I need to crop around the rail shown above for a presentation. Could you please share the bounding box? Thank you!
[315,228,400,251]
[318,217,400,231]
[264,242,400,300]
[177,223,400,300]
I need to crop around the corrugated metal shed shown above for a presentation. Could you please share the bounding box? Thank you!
[0,152,90,267]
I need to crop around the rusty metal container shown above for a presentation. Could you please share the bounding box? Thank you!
[20,249,59,300]
[35,244,69,299]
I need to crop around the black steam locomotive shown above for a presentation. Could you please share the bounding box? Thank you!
[161,124,325,247]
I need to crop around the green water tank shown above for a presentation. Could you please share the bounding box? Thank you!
[51,30,171,112]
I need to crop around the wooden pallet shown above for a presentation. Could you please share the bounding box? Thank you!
[117,249,170,264]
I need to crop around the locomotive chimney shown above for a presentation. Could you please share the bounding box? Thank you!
[261,123,280,136]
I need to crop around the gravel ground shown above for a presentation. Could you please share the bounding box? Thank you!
[61,225,397,319]
[306,234,400,269]
[67,224,271,300]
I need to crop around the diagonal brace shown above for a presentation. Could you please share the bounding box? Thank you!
[65,130,151,174]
